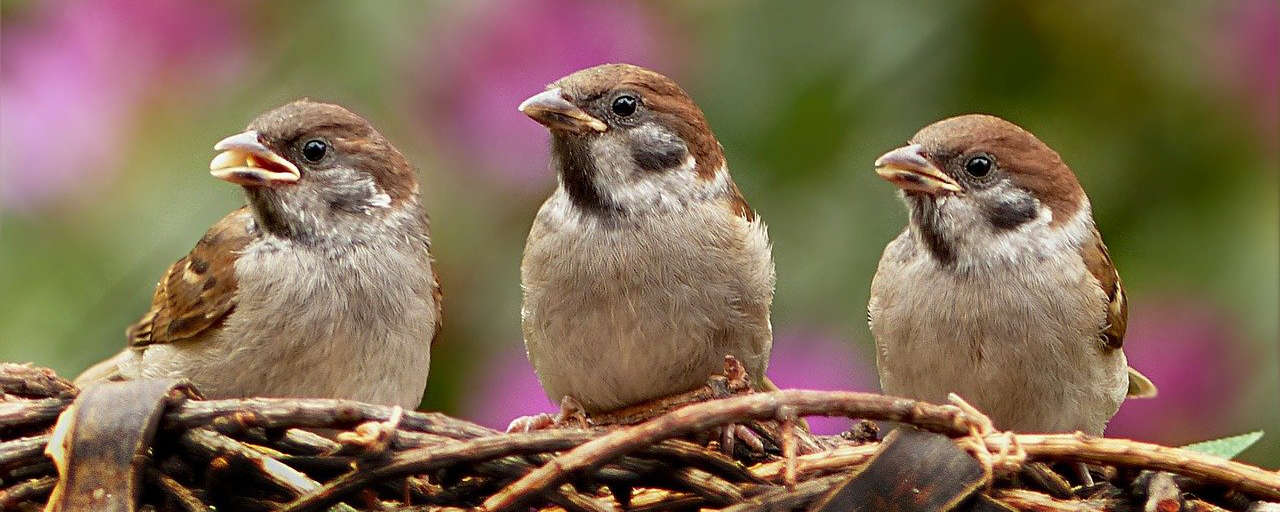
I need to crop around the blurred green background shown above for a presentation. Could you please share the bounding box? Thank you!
[2,1,1276,465]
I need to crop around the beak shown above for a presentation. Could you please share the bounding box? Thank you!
[874,144,962,195]
[209,131,300,186]
[518,88,607,133]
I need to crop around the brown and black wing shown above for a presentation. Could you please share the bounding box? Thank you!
[1081,227,1157,398]
[126,208,254,347]
[1081,227,1126,350]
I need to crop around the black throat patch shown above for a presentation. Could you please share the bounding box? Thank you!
[909,195,956,266]
[552,136,623,216]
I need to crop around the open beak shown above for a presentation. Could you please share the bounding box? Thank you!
[874,144,962,195]
[209,131,300,186]
[518,88,607,134]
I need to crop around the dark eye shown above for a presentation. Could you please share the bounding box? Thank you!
[611,95,638,117]
[302,139,328,163]
[964,155,993,177]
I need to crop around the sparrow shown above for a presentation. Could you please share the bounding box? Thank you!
[517,63,776,415]
[75,100,440,409]
[868,114,1156,436]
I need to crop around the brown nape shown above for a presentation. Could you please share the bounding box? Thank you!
[249,99,418,203]
[555,63,726,179]
[913,114,1086,227]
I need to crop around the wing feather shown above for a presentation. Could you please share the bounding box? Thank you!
[126,208,254,347]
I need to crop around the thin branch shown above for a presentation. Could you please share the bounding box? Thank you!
[992,434,1280,501]
[166,398,498,439]
[482,390,972,512]
[988,488,1114,512]
[279,430,599,512]
[0,434,49,473]
[146,468,213,512]
[0,475,57,508]
[179,428,320,497]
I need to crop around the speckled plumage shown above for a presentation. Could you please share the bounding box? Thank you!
[77,100,439,409]
[519,64,775,413]
[869,114,1154,435]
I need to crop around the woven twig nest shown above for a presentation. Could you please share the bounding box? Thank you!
[1,362,1276,512]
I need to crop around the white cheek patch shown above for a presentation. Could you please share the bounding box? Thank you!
[934,184,1092,271]
[586,126,728,214]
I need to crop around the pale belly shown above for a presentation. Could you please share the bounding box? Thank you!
[870,248,1128,434]
[521,199,773,413]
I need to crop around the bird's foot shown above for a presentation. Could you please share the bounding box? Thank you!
[506,395,590,432]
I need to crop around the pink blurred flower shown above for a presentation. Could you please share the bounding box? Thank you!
[421,0,669,186]
[765,330,879,435]
[1,0,244,211]
[461,329,878,435]
[461,345,554,430]
[1216,0,1279,151]
[1107,299,1251,443]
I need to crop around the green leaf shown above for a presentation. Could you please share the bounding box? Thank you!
[1180,431,1264,459]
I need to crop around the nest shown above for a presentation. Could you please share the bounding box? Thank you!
[1,362,1277,512]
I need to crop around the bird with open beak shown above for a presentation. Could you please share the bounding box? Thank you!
[515,64,776,425]
[868,114,1156,440]
[76,100,441,409]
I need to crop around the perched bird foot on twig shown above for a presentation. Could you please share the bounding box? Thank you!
[506,395,591,433]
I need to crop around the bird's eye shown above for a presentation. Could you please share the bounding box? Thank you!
[964,155,993,177]
[302,139,328,163]
[611,95,638,117]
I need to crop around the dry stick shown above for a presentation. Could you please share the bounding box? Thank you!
[481,390,972,512]
[146,468,213,512]
[669,466,743,505]
[1000,434,1280,501]
[0,475,57,508]
[547,483,615,512]
[0,364,77,399]
[749,443,878,483]
[278,430,601,512]
[179,428,321,497]
[714,473,849,512]
[0,434,49,472]
[466,454,616,512]
[0,398,70,433]
[641,439,762,483]
[988,488,1114,512]
[167,398,498,439]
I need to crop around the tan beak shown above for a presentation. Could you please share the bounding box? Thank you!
[874,144,962,195]
[518,88,607,133]
[209,131,300,186]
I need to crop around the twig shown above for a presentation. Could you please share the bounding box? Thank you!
[0,398,70,435]
[749,443,878,482]
[482,390,973,512]
[666,467,742,505]
[0,475,57,509]
[0,364,77,399]
[179,428,320,497]
[146,468,212,512]
[988,434,1280,501]
[714,473,848,512]
[988,488,1114,512]
[279,430,600,512]
[641,439,762,483]
[0,434,49,472]
[166,398,497,439]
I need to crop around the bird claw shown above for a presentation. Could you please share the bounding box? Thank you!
[505,395,591,433]
[337,406,402,455]
[505,413,555,433]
